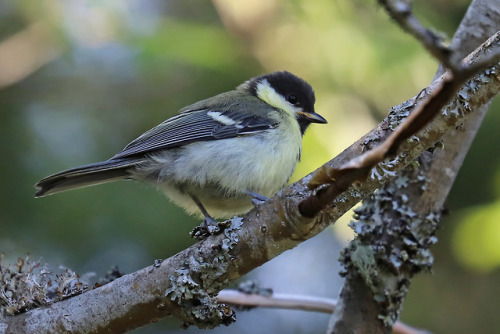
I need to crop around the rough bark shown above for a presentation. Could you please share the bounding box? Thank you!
[327,1,500,333]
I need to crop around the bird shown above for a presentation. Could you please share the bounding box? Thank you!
[35,71,327,228]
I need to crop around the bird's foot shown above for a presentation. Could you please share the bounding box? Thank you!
[190,217,231,240]
[247,191,269,208]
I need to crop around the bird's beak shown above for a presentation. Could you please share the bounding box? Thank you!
[297,111,327,124]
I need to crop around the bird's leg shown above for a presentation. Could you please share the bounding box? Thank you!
[189,194,220,239]
[246,190,269,207]
[190,194,218,227]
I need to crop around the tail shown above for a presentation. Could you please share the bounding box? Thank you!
[35,158,143,197]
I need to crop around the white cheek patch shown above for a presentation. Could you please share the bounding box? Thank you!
[207,111,236,125]
[255,79,299,117]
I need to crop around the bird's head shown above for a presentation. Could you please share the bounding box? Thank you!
[240,71,327,133]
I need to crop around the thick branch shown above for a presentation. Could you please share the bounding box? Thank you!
[328,0,500,333]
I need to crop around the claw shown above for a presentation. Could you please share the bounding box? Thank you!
[247,191,269,208]
[251,198,266,207]
[202,216,219,228]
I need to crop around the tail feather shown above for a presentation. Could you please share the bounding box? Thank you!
[35,158,141,197]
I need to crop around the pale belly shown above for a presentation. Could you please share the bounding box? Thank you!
[134,125,303,218]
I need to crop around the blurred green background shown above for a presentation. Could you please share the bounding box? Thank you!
[1,0,500,333]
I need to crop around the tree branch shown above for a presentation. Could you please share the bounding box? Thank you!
[327,0,500,333]
[299,30,500,218]
[217,290,431,334]
[378,0,456,68]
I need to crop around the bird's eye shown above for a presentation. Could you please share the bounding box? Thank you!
[287,94,298,105]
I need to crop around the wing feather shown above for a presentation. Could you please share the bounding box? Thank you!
[112,108,278,159]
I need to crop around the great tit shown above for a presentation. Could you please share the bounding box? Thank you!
[35,71,327,227]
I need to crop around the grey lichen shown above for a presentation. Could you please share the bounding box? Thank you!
[444,65,498,117]
[388,98,416,130]
[0,254,87,317]
[339,172,440,327]
[370,157,400,180]
[165,218,243,328]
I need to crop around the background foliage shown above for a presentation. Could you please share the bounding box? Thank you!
[1,0,499,333]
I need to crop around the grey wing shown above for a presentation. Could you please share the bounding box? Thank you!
[112,109,278,159]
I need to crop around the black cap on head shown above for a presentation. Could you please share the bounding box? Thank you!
[247,71,316,115]
[244,71,325,134]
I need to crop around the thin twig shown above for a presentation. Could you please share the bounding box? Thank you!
[460,32,500,77]
[217,290,431,334]
[378,0,455,69]
[218,290,336,313]
[299,31,500,218]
